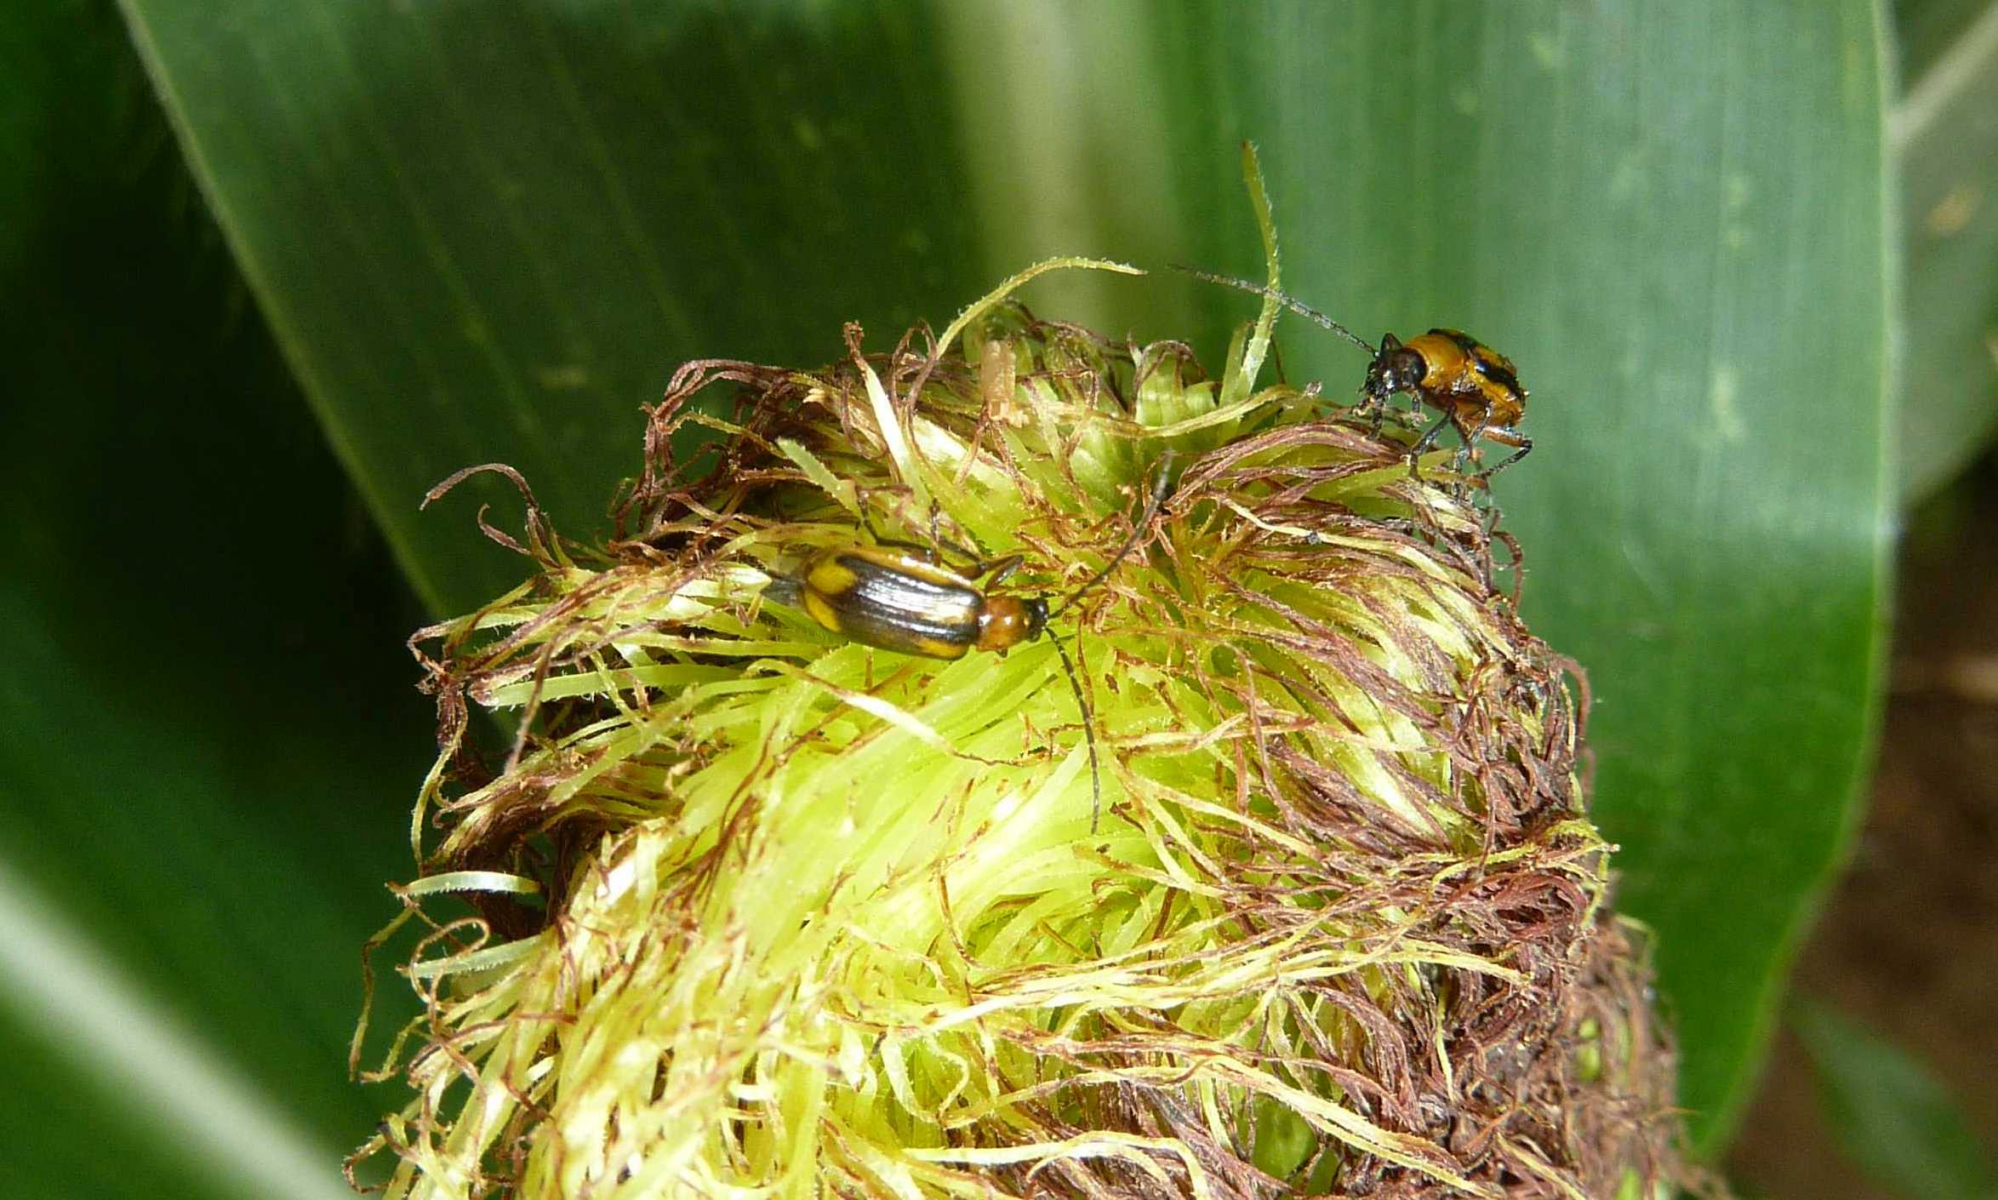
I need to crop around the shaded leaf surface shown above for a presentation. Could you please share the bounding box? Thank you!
[0,1014,201,1200]
[1795,1000,1998,1200]
[1897,0,1994,79]
[1894,0,1998,500]
[0,1,426,1194]
[119,0,1889,1156]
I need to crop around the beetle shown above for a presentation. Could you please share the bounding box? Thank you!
[774,462,1171,831]
[1358,329,1531,476]
[794,547,1047,661]
[1175,269,1532,477]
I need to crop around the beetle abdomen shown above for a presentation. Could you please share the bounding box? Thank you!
[800,549,981,659]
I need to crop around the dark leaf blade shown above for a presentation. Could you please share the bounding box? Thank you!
[117,0,1891,1159]
[1894,0,1998,500]
[1794,1000,1998,1200]
[1896,0,1995,76]
[121,0,992,613]
[1,1,429,1194]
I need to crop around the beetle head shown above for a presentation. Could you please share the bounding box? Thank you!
[1365,334,1428,400]
[1023,596,1050,642]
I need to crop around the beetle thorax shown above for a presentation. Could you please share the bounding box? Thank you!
[977,595,1047,652]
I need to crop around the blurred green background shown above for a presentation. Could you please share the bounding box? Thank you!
[1,1,1993,1197]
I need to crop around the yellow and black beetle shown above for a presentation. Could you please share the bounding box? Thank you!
[773,463,1171,831]
[1359,329,1531,475]
[1178,269,1532,477]
[795,547,1047,661]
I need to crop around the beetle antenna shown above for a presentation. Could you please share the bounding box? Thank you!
[1171,266,1377,354]
[1049,454,1175,620]
[1041,453,1175,833]
[1047,632,1104,832]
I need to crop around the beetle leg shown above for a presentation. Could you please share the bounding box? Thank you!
[976,553,1025,586]
[858,505,937,562]
[1406,411,1455,475]
[1352,384,1385,435]
[926,511,1002,572]
[1452,412,1494,489]
[861,508,992,570]
[1474,429,1533,479]
[1441,427,1479,502]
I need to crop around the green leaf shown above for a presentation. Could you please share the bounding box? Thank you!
[116,0,1889,1160]
[1893,0,1998,500]
[0,1,426,1195]
[1794,1000,1998,1200]
[1897,0,1994,76]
